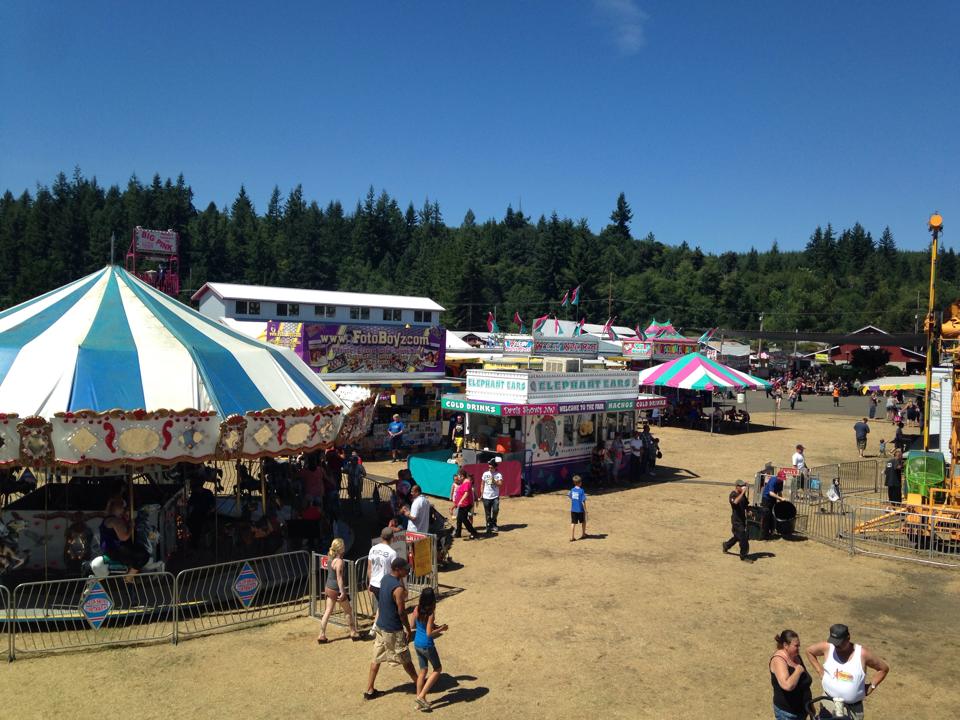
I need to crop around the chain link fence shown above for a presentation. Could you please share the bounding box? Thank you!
[10,572,175,659]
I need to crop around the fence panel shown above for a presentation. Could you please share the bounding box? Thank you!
[837,460,880,494]
[852,504,960,567]
[1,584,9,661]
[791,490,854,550]
[308,552,356,630]
[11,572,174,659]
[175,550,309,641]
[353,558,375,627]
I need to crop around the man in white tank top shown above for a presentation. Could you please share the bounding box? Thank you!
[806,624,889,719]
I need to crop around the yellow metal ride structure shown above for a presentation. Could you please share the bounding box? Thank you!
[853,214,960,555]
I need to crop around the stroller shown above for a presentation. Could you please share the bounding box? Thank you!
[427,506,455,568]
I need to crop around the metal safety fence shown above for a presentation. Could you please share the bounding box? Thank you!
[175,550,310,641]
[851,504,960,568]
[1,584,9,661]
[10,572,175,660]
[791,491,854,550]
[805,461,881,496]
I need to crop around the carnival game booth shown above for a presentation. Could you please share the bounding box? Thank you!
[637,353,771,432]
[0,266,367,583]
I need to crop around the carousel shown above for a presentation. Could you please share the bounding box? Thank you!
[0,266,376,581]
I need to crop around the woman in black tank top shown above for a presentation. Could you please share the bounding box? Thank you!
[769,629,812,719]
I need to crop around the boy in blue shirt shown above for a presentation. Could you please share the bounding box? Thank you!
[569,475,587,541]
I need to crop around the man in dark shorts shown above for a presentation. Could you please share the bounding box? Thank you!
[568,475,587,541]
[387,414,405,462]
[722,479,752,562]
[365,557,418,700]
[853,417,870,458]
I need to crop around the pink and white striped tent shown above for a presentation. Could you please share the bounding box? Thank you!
[637,352,770,391]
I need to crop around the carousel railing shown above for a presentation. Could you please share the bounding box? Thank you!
[9,571,175,659]
[173,550,310,642]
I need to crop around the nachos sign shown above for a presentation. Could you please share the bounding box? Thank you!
[233,561,261,608]
[80,580,113,630]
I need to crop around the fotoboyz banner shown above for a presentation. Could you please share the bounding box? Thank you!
[266,322,445,375]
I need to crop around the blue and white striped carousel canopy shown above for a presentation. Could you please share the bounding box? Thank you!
[0,266,340,418]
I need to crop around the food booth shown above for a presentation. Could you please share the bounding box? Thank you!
[438,335,666,489]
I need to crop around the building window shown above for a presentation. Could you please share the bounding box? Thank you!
[413,310,432,323]
[349,307,370,320]
[236,300,260,315]
[235,300,248,315]
[383,308,402,322]
[315,305,336,318]
[276,303,299,317]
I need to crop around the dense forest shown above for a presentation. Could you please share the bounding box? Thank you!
[1,170,955,334]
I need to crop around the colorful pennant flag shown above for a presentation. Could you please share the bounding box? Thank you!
[560,290,569,307]
[554,315,561,334]
[532,313,549,332]
[574,317,586,336]
[570,286,581,306]
[513,312,526,333]
[487,312,500,333]
[635,324,647,341]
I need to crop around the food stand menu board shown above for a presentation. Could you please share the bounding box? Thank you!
[266,322,445,375]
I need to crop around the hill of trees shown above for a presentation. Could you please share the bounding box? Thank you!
[1,170,954,334]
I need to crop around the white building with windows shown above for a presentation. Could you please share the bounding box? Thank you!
[191,282,455,454]
[191,282,444,326]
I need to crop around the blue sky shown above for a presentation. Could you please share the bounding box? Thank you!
[1,2,957,253]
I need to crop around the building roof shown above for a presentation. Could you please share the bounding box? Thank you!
[705,340,752,357]
[191,282,445,312]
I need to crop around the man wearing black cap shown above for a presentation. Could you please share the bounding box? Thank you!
[480,458,503,534]
[722,479,752,562]
[806,624,889,719]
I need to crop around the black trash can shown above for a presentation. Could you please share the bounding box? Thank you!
[773,501,797,537]
[746,505,765,540]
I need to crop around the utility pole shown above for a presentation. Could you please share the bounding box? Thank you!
[757,313,765,364]
[607,272,613,318]
[110,233,115,265]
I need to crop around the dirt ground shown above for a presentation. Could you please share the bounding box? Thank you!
[2,407,958,719]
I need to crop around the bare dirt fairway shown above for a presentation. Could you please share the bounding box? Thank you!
[2,409,958,719]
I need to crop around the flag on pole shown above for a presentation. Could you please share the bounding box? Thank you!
[570,286,581,306]
[532,313,549,332]
[600,315,620,340]
[697,327,717,344]
[560,290,569,307]
[513,312,526,333]
[635,324,647,341]
[573,317,586,336]
[554,315,561,334]
[487,312,500,333]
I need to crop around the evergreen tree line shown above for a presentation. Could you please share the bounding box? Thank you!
[0,170,953,334]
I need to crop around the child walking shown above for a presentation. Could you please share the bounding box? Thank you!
[569,475,588,541]
[879,438,887,457]
[413,587,447,711]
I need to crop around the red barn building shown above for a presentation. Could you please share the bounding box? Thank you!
[806,325,925,371]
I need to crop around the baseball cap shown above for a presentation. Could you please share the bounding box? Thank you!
[735,479,747,487]
[828,624,850,646]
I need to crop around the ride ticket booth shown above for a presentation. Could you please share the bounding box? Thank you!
[440,338,666,490]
